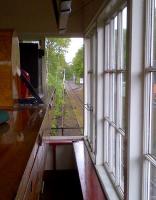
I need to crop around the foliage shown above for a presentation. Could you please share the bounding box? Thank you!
[64,64,73,80]
[72,47,84,79]
[46,38,70,83]
[46,38,71,129]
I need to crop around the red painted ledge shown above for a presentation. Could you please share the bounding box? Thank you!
[73,141,107,200]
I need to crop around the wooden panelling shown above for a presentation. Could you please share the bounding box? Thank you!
[0,30,21,109]
[0,105,47,200]
[22,142,47,200]
[0,31,12,60]
[15,106,51,200]
[0,66,12,106]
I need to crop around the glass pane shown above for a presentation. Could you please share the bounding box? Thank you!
[109,74,113,120]
[113,74,117,123]
[120,135,125,190]
[104,73,110,117]
[150,164,156,200]
[104,120,109,163]
[104,25,110,70]
[109,74,116,122]
[112,17,118,69]
[110,126,116,175]
[152,0,156,66]
[108,125,111,166]
[121,7,127,69]
[151,73,156,155]
[121,73,126,130]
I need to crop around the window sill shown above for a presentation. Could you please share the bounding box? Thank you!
[73,141,107,200]
[96,165,120,200]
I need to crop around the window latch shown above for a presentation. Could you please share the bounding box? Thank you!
[84,103,93,112]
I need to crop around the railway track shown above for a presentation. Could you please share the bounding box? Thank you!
[65,81,84,128]
[65,81,84,110]
[51,81,84,136]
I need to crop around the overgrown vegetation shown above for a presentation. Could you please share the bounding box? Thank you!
[65,46,84,82]
[46,38,70,131]
[46,38,84,134]
[72,47,84,81]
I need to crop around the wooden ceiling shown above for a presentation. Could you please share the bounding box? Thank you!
[0,0,105,40]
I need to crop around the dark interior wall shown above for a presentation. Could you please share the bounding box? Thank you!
[19,43,39,91]
[0,0,106,39]
[83,0,105,31]
[0,0,83,39]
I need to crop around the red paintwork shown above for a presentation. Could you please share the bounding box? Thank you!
[21,70,30,98]
[73,141,107,200]
[49,140,73,170]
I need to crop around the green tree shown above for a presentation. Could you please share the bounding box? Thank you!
[72,47,84,79]
[46,38,70,86]
[64,63,73,80]
[45,38,71,131]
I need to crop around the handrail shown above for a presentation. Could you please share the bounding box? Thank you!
[51,126,83,136]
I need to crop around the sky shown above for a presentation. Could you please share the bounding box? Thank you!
[65,38,83,63]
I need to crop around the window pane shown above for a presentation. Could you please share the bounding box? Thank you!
[108,125,111,166]
[152,0,156,66]
[121,7,127,69]
[121,73,126,130]
[150,164,156,200]
[109,74,113,120]
[112,17,118,69]
[120,135,125,190]
[109,74,116,122]
[105,25,110,70]
[113,74,117,122]
[110,126,116,175]
[151,73,156,155]
[104,120,109,163]
[104,73,110,117]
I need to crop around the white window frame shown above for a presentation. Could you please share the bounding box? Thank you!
[84,0,145,200]
[102,8,127,198]
[85,30,97,160]
[126,0,144,199]
[144,0,156,200]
